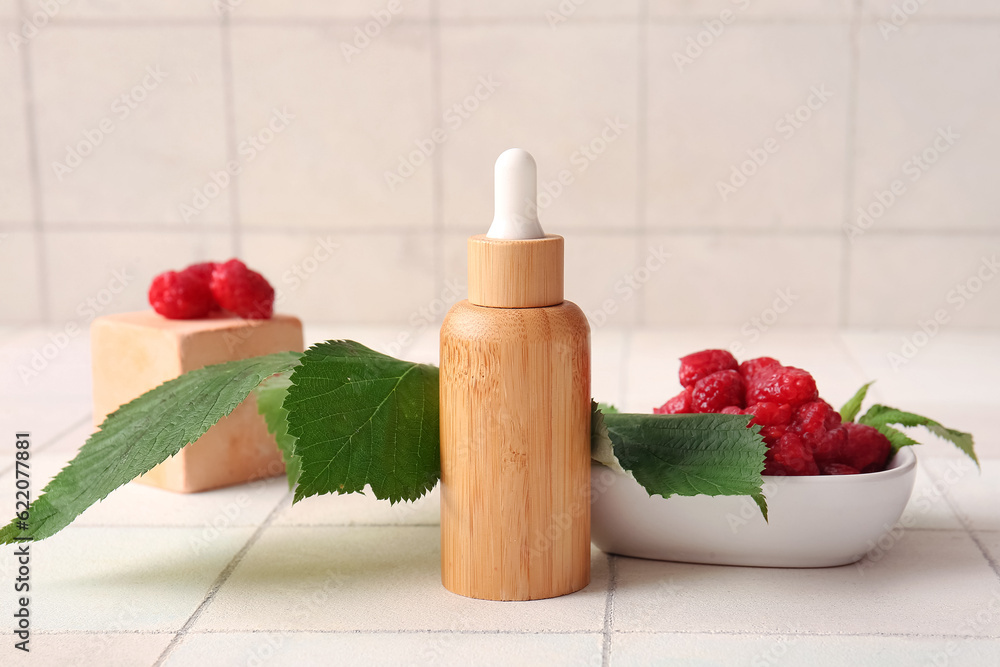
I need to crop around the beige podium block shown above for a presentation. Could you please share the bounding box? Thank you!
[91,311,304,493]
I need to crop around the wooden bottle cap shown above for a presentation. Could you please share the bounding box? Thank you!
[467,234,564,308]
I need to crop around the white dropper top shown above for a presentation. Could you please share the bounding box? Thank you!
[486,148,546,240]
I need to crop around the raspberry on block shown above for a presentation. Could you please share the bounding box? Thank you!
[90,311,303,493]
[678,349,738,388]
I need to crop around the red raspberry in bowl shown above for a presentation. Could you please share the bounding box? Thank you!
[746,366,818,409]
[654,388,692,414]
[678,349,738,389]
[840,423,892,473]
[210,259,275,320]
[690,370,745,413]
[738,356,780,382]
[743,402,792,428]
[149,270,216,319]
[764,432,819,476]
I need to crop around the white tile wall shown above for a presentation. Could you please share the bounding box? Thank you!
[2,2,998,328]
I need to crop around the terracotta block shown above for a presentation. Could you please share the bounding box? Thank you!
[91,311,304,493]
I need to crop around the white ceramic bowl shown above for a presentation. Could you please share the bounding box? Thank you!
[590,448,917,568]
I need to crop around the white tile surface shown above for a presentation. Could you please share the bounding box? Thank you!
[232,0,432,19]
[2,632,174,667]
[0,32,32,224]
[864,0,1000,18]
[440,23,638,232]
[611,530,998,635]
[847,235,1000,329]
[641,233,841,327]
[612,632,1000,667]
[650,0,854,19]
[32,27,230,225]
[924,459,1000,533]
[229,24,434,231]
[0,526,254,631]
[854,24,1000,231]
[194,527,609,632]
[646,24,850,231]
[0,232,42,323]
[43,230,233,323]
[23,0,221,19]
[440,0,639,19]
[167,631,603,667]
[241,231,436,323]
[272,484,441,526]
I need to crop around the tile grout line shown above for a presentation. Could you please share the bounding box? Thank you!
[634,0,648,328]
[219,9,242,257]
[927,465,1000,584]
[600,554,618,667]
[31,627,1000,639]
[152,490,292,666]
[836,0,862,328]
[0,412,91,479]
[430,0,444,302]
[17,0,52,324]
[13,222,1000,237]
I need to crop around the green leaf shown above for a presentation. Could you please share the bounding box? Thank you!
[256,372,301,490]
[858,404,978,466]
[0,351,302,544]
[284,340,440,504]
[596,402,619,414]
[601,412,767,514]
[870,423,920,453]
[590,402,624,474]
[840,381,875,423]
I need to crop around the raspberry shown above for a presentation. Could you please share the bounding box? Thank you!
[690,370,745,413]
[743,402,791,427]
[840,423,892,473]
[738,356,781,382]
[790,400,836,435]
[210,259,275,319]
[759,424,787,448]
[149,270,215,319]
[811,426,847,469]
[746,366,818,408]
[654,388,692,414]
[720,406,742,415]
[764,432,819,476]
[182,261,218,286]
[678,349,738,389]
[822,463,860,475]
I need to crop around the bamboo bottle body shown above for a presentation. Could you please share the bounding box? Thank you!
[439,299,591,601]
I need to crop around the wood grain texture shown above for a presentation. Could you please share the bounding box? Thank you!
[440,299,591,600]
[467,234,564,308]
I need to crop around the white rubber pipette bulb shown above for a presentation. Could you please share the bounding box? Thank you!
[486,148,546,240]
